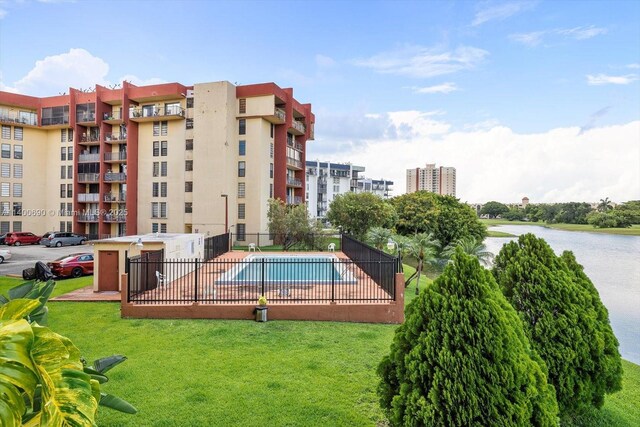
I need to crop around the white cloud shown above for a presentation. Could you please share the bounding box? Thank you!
[627,63,640,69]
[472,1,536,26]
[510,25,607,46]
[413,82,459,94]
[315,54,336,68]
[353,45,488,78]
[308,111,639,203]
[587,73,639,85]
[0,8,7,19]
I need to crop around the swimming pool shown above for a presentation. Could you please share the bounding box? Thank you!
[216,254,356,285]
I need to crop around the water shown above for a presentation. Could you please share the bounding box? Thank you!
[485,225,640,364]
[232,256,343,282]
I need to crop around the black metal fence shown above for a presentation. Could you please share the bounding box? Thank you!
[341,234,400,298]
[127,249,164,300]
[204,233,230,260]
[127,255,396,305]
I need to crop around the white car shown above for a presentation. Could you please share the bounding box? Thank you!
[0,248,11,264]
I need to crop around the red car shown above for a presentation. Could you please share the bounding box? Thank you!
[5,232,41,246]
[48,253,94,278]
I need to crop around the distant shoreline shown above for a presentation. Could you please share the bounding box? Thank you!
[481,219,640,236]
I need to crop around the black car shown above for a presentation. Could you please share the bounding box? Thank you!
[0,233,6,245]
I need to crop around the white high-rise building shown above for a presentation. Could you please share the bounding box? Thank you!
[406,163,456,196]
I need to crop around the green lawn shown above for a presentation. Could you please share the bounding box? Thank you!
[0,275,92,298]
[481,219,640,236]
[3,271,639,426]
[487,229,517,237]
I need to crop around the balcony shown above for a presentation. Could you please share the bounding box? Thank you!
[274,108,286,123]
[129,105,185,122]
[0,111,38,127]
[78,173,100,183]
[79,134,100,145]
[290,119,306,135]
[78,213,100,222]
[104,133,127,144]
[318,184,327,193]
[287,140,304,152]
[77,193,100,203]
[330,170,349,178]
[286,196,303,205]
[104,192,126,203]
[104,152,127,163]
[41,117,69,127]
[104,213,127,223]
[78,153,100,163]
[102,111,123,124]
[76,112,96,125]
[286,177,302,187]
[286,157,303,170]
[105,172,127,182]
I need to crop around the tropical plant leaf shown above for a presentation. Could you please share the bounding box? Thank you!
[0,381,25,426]
[0,299,41,321]
[0,318,38,403]
[100,393,138,414]
[7,282,36,300]
[93,355,127,374]
[0,294,9,305]
[83,367,108,384]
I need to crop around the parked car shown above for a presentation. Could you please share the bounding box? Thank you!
[0,248,11,264]
[0,233,6,245]
[40,232,87,247]
[5,232,40,246]
[47,253,94,278]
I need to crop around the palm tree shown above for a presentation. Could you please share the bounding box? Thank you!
[598,197,613,212]
[366,227,393,250]
[406,233,440,294]
[442,235,495,267]
[389,234,411,273]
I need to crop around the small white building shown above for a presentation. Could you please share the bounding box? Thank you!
[92,233,204,292]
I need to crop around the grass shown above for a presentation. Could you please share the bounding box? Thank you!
[0,275,92,298]
[487,229,517,237]
[481,219,640,236]
[2,271,638,426]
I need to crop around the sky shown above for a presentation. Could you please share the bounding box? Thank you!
[0,0,638,203]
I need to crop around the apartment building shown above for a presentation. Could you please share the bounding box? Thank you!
[406,163,456,197]
[0,81,314,239]
[305,161,393,219]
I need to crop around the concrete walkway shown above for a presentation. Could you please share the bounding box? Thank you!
[51,285,121,302]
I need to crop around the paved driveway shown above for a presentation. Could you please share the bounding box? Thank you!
[0,243,94,276]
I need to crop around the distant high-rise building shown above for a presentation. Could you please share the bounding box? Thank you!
[406,163,456,196]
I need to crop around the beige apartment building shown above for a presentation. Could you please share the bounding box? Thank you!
[406,163,456,196]
[0,81,314,239]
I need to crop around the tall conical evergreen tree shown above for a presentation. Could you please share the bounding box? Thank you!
[493,234,622,419]
[378,249,558,426]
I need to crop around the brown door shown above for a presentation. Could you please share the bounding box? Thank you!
[99,251,120,291]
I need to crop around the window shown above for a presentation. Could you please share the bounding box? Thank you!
[186,98,194,108]
[67,203,72,215]
[160,202,167,218]
[270,143,274,158]
[67,146,73,161]
[60,203,65,216]
[152,223,159,233]
[186,118,193,129]
[153,162,159,177]
[61,166,66,179]
[185,202,192,213]
[185,160,193,171]
[67,165,72,178]
[333,177,340,184]
[333,185,340,193]
[61,129,67,143]
[238,161,245,177]
[161,141,168,156]
[60,184,66,198]
[152,182,159,197]
[12,202,22,216]
[152,203,159,218]
[0,221,8,232]
[160,223,167,233]
[13,183,22,197]
[270,123,274,138]
[1,126,10,139]
[236,224,246,241]
[13,221,22,232]
[153,141,160,156]
[160,182,167,197]
[14,127,23,141]
[1,163,9,178]
[66,221,72,232]
[239,98,246,114]
[60,147,66,161]
[239,140,246,156]
[161,121,168,136]
[1,182,9,197]
[153,121,160,136]
[185,139,193,150]
[161,162,167,176]
[14,145,23,160]
[41,106,69,126]
[67,184,72,198]
[13,164,22,178]
[238,119,246,135]
[0,202,9,215]
[68,129,73,142]
[1,144,10,158]
[270,183,273,198]
[185,181,193,192]
[238,182,245,198]
[270,163,273,179]
[238,203,245,219]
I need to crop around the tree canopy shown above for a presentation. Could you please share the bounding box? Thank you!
[378,249,558,426]
[326,192,396,240]
[479,201,509,218]
[492,234,622,419]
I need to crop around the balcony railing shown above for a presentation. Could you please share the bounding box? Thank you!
[76,112,96,123]
[275,108,286,121]
[292,120,306,133]
[104,214,127,223]
[286,177,302,187]
[318,184,327,192]
[104,192,127,202]
[286,140,304,151]
[330,170,349,178]
[77,193,100,203]
[286,196,303,205]
[80,134,100,143]
[104,133,127,142]
[105,172,127,182]
[41,117,69,126]
[78,173,100,183]
[286,157,302,169]
[0,111,38,126]
[78,213,100,222]
[102,111,122,121]
[78,153,100,163]
[104,152,127,162]
[130,106,184,119]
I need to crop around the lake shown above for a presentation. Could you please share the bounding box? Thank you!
[485,225,640,365]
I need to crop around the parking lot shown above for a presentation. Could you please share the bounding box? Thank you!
[0,243,94,276]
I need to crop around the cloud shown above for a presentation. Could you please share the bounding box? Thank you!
[0,8,7,19]
[578,106,611,134]
[472,1,536,26]
[413,82,459,94]
[587,73,639,85]
[2,48,165,96]
[353,45,488,78]
[627,63,640,69]
[510,25,607,46]
[308,110,639,203]
[315,54,336,68]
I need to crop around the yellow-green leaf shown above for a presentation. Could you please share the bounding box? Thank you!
[0,299,41,321]
[0,319,38,402]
